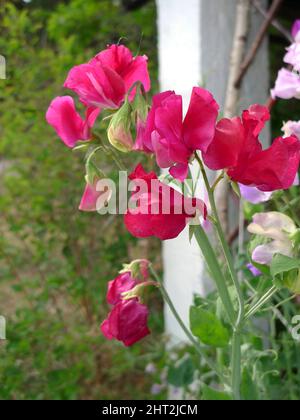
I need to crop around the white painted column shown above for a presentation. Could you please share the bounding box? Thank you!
[156,0,269,342]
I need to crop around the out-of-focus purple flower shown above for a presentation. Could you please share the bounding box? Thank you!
[294,173,300,186]
[239,184,273,204]
[145,363,156,374]
[291,20,300,42]
[151,384,165,395]
[247,263,262,277]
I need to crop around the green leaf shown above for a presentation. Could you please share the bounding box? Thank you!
[271,254,300,294]
[271,254,300,278]
[167,356,194,388]
[201,385,232,400]
[189,306,229,347]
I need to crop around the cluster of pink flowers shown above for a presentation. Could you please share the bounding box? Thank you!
[46,44,150,149]
[46,41,300,346]
[272,20,300,100]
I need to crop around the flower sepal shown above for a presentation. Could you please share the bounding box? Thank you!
[119,259,150,280]
[122,281,158,302]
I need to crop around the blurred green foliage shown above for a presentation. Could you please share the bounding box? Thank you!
[0,0,163,400]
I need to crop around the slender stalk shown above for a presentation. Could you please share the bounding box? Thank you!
[149,265,227,383]
[211,172,224,192]
[195,154,246,399]
[194,225,235,325]
[231,331,242,400]
[196,154,245,328]
[244,286,278,320]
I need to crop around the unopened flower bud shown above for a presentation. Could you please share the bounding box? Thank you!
[107,100,133,153]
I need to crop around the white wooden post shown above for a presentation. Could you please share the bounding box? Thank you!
[156,0,269,342]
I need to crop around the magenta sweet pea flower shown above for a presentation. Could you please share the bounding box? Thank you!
[46,96,99,148]
[124,164,207,240]
[79,179,112,212]
[271,68,300,100]
[292,20,300,42]
[106,272,138,305]
[203,104,300,191]
[101,298,150,347]
[64,44,150,109]
[140,87,219,181]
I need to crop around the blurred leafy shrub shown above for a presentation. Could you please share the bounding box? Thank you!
[0,0,162,400]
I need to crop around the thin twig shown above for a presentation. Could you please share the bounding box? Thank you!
[235,0,284,88]
[251,0,293,43]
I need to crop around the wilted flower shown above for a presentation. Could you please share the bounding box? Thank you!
[106,272,138,305]
[101,269,152,346]
[101,298,150,347]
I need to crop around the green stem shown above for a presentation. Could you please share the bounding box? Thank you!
[93,133,126,171]
[195,154,245,328]
[244,286,277,320]
[231,331,242,400]
[149,265,227,384]
[195,154,246,400]
[211,171,224,192]
[194,225,235,325]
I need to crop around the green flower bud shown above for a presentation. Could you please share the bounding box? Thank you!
[107,100,133,153]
